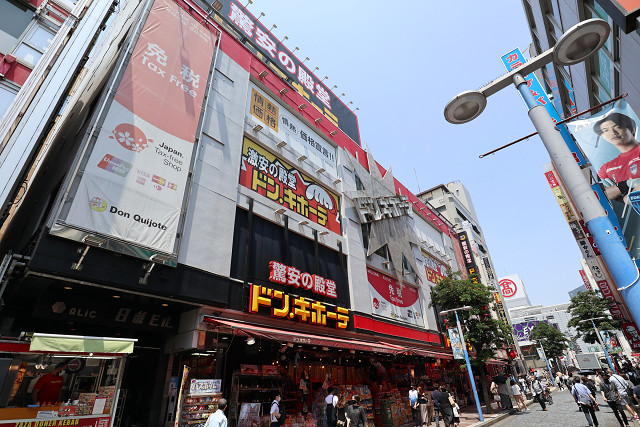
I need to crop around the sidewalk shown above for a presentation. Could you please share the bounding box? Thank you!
[399,390,550,427]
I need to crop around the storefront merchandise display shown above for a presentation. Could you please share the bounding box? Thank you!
[180,395,221,427]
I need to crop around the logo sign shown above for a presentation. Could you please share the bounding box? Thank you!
[60,0,219,255]
[189,379,221,396]
[501,48,585,165]
[215,1,360,145]
[367,268,423,327]
[498,279,517,298]
[239,137,341,234]
[269,260,337,299]
[249,284,349,329]
[457,232,479,283]
[513,321,548,342]
[448,328,465,360]
[622,322,640,349]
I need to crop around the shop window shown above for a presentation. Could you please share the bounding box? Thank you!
[0,0,34,54]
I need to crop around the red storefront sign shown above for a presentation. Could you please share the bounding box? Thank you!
[0,417,110,427]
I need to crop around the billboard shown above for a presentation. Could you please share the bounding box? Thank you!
[594,0,640,33]
[367,268,424,327]
[247,82,337,176]
[565,101,640,260]
[55,0,218,255]
[239,137,341,234]
[457,232,479,283]
[214,0,360,145]
[513,320,547,342]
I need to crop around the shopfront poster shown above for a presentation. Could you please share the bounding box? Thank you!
[566,101,640,260]
[239,137,341,234]
[367,268,424,327]
[62,0,218,254]
[237,402,261,427]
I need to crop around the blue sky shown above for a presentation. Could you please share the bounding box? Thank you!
[247,1,584,306]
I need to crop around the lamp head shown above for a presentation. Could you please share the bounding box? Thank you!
[553,18,610,66]
[444,90,487,124]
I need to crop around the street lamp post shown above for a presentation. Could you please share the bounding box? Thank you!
[444,19,640,326]
[579,317,617,372]
[440,306,484,422]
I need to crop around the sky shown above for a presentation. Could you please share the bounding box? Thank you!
[244,0,585,307]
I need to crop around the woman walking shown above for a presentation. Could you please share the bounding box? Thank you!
[417,386,429,426]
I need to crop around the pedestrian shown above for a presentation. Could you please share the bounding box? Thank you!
[409,385,420,427]
[270,393,283,427]
[418,385,429,426]
[583,376,599,410]
[518,374,530,397]
[450,394,460,427]
[336,393,348,427]
[204,398,227,427]
[490,380,500,410]
[555,372,565,390]
[325,386,338,427]
[437,387,454,427]
[572,377,599,427]
[530,375,547,411]
[431,385,442,427]
[511,378,528,412]
[600,373,630,427]
[346,395,367,427]
[424,385,434,426]
[610,370,640,421]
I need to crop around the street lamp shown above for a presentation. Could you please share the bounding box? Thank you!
[444,20,640,325]
[439,306,484,422]
[579,317,616,372]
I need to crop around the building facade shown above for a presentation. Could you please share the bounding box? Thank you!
[0,1,508,426]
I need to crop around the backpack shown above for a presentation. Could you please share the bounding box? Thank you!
[274,401,285,426]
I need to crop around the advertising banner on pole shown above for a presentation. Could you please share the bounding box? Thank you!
[448,328,465,360]
[239,137,341,234]
[59,0,218,255]
[367,268,424,327]
[565,100,640,261]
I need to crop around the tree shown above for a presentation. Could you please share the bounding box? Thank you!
[529,322,569,371]
[429,271,512,413]
[567,290,621,344]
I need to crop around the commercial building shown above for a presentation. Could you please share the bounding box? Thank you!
[0,1,506,426]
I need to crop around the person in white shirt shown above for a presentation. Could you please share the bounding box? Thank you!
[610,371,639,420]
[204,398,227,427]
[325,387,338,427]
[270,392,283,427]
[511,378,528,412]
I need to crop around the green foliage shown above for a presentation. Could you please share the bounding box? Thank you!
[429,271,512,365]
[567,290,621,344]
[529,322,569,361]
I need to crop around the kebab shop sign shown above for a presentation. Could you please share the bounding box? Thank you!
[6,417,111,427]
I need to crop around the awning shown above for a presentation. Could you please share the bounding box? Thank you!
[30,333,137,354]
[405,347,454,360]
[203,317,402,354]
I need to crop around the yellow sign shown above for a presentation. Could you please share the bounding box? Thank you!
[250,88,278,132]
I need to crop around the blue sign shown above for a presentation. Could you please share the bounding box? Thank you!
[501,48,586,166]
[629,190,640,216]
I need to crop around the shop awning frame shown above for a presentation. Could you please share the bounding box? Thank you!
[203,317,403,355]
[29,333,137,355]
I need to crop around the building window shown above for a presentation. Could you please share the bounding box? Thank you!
[354,172,365,191]
[0,0,34,54]
[0,80,20,118]
[12,22,56,66]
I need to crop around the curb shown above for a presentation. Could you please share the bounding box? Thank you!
[466,408,518,427]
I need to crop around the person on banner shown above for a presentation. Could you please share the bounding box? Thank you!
[572,378,599,427]
[594,112,640,201]
[204,398,227,427]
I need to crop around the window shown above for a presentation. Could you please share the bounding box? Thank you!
[12,22,56,66]
[0,80,20,118]
[0,0,34,54]
[354,172,365,191]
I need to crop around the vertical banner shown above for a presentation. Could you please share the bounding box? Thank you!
[578,269,593,291]
[566,101,640,261]
[61,0,218,254]
[501,48,586,165]
[448,328,465,360]
[536,347,546,361]
[457,232,479,283]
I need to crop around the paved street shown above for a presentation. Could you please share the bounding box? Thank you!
[492,389,640,427]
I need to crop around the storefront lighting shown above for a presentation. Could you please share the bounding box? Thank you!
[253,123,263,132]
[298,220,309,226]
[316,167,325,174]
[246,336,256,345]
[162,303,169,307]
[64,286,73,290]
[112,295,120,299]
[297,154,307,161]
[275,207,286,214]
[330,131,337,136]
[322,347,329,351]
[298,103,307,110]
[276,140,286,148]
[259,70,268,78]
[314,118,323,124]
[279,88,288,95]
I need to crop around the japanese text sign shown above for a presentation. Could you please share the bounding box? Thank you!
[457,232,479,284]
[61,0,218,254]
[269,261,337,298]
[367,268,424,327]
[239,138,341,234]
[501,48,586,165]
[249,284,349,329]
[217,1,360,145]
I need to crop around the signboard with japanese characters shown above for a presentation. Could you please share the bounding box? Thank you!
[239,137,341,234]
[501,47,586,166]
[247,82,338,174]
[249,284,349,329]
[57,0,218,255]
[457,232,479,283]
[367,268,424,327]
[579,269,593,291]
[424,255,447,285]
[585,257,626,320]
[493,292,509,326]
[269,261,338,299]
[216,1,360,145]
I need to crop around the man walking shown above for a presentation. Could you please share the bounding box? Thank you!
[572,378,599,427]
[325,387,338,427]
[610,370,639,421]
[204,398,227,427]
[431,385,442,427]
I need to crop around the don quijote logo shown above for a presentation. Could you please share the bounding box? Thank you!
[110,123,153,153]
[88,196,168,231]
[373,298,380,309]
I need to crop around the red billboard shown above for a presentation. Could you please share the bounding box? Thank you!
[239,137,341,234]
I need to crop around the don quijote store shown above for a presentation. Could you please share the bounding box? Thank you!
[0,0,468,426]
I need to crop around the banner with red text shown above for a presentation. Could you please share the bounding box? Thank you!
[239,137,341,234]
[60,0,218,254]
[368,268,424,327]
